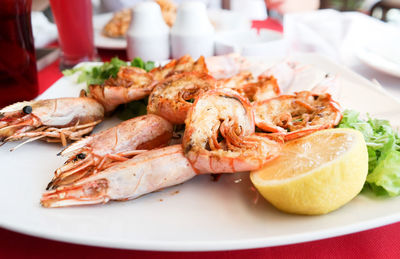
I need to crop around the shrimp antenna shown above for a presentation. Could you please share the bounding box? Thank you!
[9,135,45,152]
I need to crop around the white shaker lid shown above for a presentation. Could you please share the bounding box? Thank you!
[130,1,169,35]
[172,1,214,35]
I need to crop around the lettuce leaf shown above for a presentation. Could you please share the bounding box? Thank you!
[367,150,400,196]
[115,98,148,121]
[338,110,400,196]
[62,57,155,86]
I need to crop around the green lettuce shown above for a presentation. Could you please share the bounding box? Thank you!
[338,110,400,196]
[62,57,155,86]
[115,98,148,121]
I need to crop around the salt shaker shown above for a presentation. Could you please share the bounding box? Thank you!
[230,0,268,20]
[171,1,215,59]
[126,2,169,61]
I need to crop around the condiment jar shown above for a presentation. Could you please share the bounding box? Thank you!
[230,0,268,20]
[170,1,215,59]
[126,2,170,61]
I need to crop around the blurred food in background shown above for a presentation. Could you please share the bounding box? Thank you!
[102,0,177,38]
[102,8,132,38]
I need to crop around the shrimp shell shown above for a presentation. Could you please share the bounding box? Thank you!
[41,145,196,208]
[0,97,104,147]
[47,114,173,189]
[150,55,208,82]
[205,53,251,79]
[253,91,342,140]
[183,88,281,174]
[238,76,281,102]
[147,72,216,124]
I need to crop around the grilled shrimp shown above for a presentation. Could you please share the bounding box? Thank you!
[310,74,341,100]
[47,114,173,190]
[217,72,280,102]
[259,61,297,92]
[241,76,281,102]
[182,89,281,174]
[205,53,251,79]
[216,71,253,89]
[89,66,154,113]
[253,91,342,141]
[150,55,208,82]
[41,145,196,207]
[147,72,215,124]
[0,97,104,148]
[260,60,340,97]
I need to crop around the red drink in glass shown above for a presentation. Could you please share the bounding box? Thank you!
[50,0,97,69]
[0,0,38,108]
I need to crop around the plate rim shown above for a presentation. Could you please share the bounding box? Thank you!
[2,53,400,251]
[2,211,400,251]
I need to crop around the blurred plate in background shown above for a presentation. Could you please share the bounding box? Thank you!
[93,12,127,49]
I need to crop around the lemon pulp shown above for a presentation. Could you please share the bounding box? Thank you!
[250,128,368,215]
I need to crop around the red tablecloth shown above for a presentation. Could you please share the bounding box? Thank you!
[2,222,400,258]
[3,18,400,258]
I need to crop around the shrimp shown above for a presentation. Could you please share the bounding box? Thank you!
[216,72,280,102]
[89,66,154,113]
[259,60,297,92]
[253,91,342,141]
[150,55,208,82]
[182,88,282,174]
[216,71,253,89]
[46,114,173,190]
[310,74,341,100]
[41,145,196,208]
[241,76,281,102]
[260,60,340,97]
[0,97,104,148]
[147,72,215,124]
[205,53,251,79]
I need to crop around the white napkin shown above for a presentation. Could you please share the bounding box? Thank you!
[283,9,400,103]
[283,9,400,66]
[32,11,58,48]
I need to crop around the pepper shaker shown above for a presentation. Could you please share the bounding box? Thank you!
[171,1,215,59]
[126,2,170,61]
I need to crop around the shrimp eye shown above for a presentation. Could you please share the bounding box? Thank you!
[22,106,32,114]
[77,153,86,160]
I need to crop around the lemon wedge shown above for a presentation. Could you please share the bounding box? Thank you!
[250,128,368,215]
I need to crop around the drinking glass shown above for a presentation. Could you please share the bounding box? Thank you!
[50,0,97,70]
[0,0,38,108]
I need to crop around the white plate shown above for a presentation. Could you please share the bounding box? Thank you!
[2,54,400,251]
[93,13,127,50]
[93,10,251,50]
